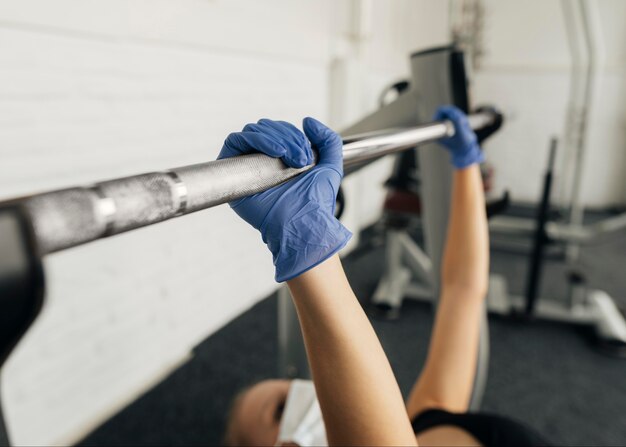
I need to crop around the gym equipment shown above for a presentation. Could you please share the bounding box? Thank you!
[487,138,626,356]
[363,7,626,358]
[0,204,44,446]
[278,45,494,412]
[524,138,559,316]
[0,63,498,445]
[485,0,626,355]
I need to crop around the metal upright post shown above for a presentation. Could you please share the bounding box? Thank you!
[525,139,558,316]
[560,0,598,264]
[0,387,8,447]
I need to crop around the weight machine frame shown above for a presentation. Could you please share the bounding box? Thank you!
[356,40,626,359]
[487,138,626,356]
[484,0,626,355]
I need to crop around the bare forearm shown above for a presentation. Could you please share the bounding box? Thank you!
[287,255,417,446]
[407,166,489,415]
[441,165,489,294]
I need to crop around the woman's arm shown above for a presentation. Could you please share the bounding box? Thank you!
[441,166,489,293]
[219,117,417,445]
[406,106,489,417]
[288,255,418,446]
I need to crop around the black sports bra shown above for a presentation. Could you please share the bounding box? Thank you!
[412,409,550,446]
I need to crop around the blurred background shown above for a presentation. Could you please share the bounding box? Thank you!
[0,0,625,445]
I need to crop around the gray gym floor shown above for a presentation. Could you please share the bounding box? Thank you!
[3,208,624,446]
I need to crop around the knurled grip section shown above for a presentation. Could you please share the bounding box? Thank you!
[24,188,108,255]
[24,173,186,254]
[96,173,184,233]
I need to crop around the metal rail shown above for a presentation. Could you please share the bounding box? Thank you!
[10,112,494,255]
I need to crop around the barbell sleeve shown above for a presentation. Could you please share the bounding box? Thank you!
[15,112,495,255]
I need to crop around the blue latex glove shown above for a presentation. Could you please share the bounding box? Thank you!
[434,105,484,169]
[218,118,352,282]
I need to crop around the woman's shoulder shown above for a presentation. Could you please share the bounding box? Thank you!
[412,408,550,447]
[416,423,483,447]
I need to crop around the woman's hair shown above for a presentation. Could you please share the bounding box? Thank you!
[222,384,255,446]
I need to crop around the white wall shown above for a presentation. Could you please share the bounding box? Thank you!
[330,0,450,234]
[0,1,332,444]
[0,1,450,445]
[472,0,626,207]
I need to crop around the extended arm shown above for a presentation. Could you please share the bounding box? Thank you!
[288,255,417,445]
[407,106,489,417]
[219,117,417,445]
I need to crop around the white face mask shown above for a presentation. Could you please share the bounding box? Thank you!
[276,379,328,447]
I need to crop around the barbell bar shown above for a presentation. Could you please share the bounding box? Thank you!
[10,112,494,255]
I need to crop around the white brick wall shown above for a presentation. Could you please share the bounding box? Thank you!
[0,1,335,444]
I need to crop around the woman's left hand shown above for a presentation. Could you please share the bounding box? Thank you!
[218,117,352,282]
